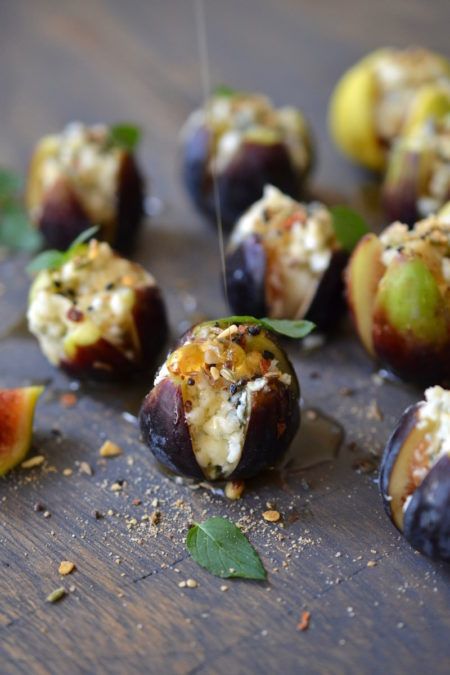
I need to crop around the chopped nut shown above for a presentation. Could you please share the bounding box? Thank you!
[297,611,311,631]
[367,560,377,568]
[99,440,123,458]
[150,511,161,525]
[46,587,66,603]
[262,510,281,523]
[21,455,45,469]
[220,585,228,592]
[367,400,383,421]
[59,393,77,408]
[186,579,198,588]
[178,581,186,588]
[111,482,123,492]
[210,366,220,381]
[151,498,159,508]
[59,561,76,576]
[217,324,238,340]
[62,468,73,476]
[43,510,51,519]
[79,461,93,476]
[225,480,245,500]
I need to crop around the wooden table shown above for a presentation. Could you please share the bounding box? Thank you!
[1,1,449,673]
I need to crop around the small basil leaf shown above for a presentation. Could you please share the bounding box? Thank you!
[214,315,315,339]
[26,250,66,274]
[330,205,369,252]
[68,225,99,251]
[259,318,315,339]
[213,85,235,97]
[109,124,142,152]
[186,517,266,580]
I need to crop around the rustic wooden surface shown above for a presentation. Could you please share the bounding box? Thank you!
[1,1,450,674]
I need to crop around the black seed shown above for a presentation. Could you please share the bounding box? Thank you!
[33,502,45,512]
[105,282,115,291]
[247,325,261,336]
[229,383,238,395]
[263,350,274,360]
[92,510,104,520]
[187,378,195,386]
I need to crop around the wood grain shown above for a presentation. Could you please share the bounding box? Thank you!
[1,1,450,674]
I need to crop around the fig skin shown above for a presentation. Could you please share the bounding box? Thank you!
[28,150,144,252]
[382,144,431,226]
[226,239,348,333]
[182,131,313,230]
[139,322,300,481]
[403,455,450,562]
[0,386,44,476]
[60,285,168,379]
[379,402,421,524]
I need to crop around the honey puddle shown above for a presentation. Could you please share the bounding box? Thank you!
[158,407,344,497]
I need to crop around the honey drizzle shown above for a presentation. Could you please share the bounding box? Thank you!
[194,0,229,307]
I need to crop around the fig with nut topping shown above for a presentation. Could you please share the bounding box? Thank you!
[380,386,450,562]
[225,185,349,332]
[27,238,167,378]
[329,47,450,171]
[346,212,450,385]
[27,122,144,252]
[180,89,314,229]
[139,319,301,481]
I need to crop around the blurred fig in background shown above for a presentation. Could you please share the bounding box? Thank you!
[329,47,450,171]
[383,113,450,224]
[27,239,167,379]
[180,89,314,229]
[140,318,300,481]
[27,123,145,252]
[225,185,349,332]
[380,386,450,562]
[346,212,450,385]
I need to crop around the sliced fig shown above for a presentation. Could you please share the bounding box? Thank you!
[0,386,43,475]
[139,319,300,481]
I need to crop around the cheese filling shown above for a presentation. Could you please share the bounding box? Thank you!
[229,185,338,319]
[405,386,450,511]
[379,214,450,283]
[32,122,122,224]
[163,322,292,479]
[373,48,450,143]
[181,92,311,174]
[27,240,154,366]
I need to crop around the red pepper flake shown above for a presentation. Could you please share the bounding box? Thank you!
[67,307,84,322]
[297,611,311,631]
[282,211,306,230]
[277,421,286,438]
[260,358,271,374]
[59,393,77,408]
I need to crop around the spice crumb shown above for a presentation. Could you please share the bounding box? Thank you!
[262,510,281,523]
[111,482,123,492]
[79,461,93,476]
[186,579,198,588]
[367,560,377,568]
[62,468,73,476]
[297,611,311,631]
[178,581,186,588]
[59,561,76,576]
[99,440,123,458]
[59,393,77,408]
[220,585,228,592]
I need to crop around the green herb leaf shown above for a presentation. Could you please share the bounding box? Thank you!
[186,517,266,580]
[213,85,235,97]
[0,168,43,252]
[27,225,99,275]
[214,315,315,339]
[108,124,142,152]
[45,587,66,603]
[330,205,369,252]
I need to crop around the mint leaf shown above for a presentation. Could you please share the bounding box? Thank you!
[108,124,141,152]
[215,315,315,339]
[330,205,369,252]
[0,168,43,252]
[27,225,99,275]
[186,517,266,580]
[213,85,235,97]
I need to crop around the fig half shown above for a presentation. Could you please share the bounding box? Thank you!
[27,240,167,379]
[225,186,348,332]
[380,386,450,561]
[27,123,145,252]
[181,90,314,229]
[0,386,43,475]
[139,319,300,481]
